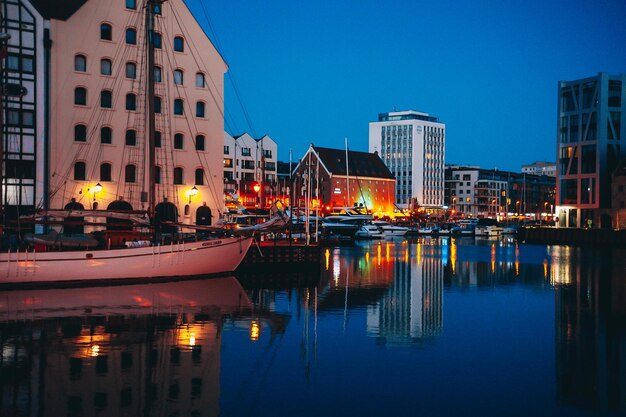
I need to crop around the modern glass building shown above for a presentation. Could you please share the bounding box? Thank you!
[556,73,625,228]
[369,110,445,210]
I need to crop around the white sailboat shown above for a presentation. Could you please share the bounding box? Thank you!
[0,0,253,285]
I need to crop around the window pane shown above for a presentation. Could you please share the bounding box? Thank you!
[125,130,136,146]
[196,102,205,118]
[75,55,86,72]
[101,90,112,108]
[74,162,86,180]
[126,28,136,45]
[125,0,136,10]
[174,134,183,149]
[125,165,136,183]
[174,70,183,85]
[75,88,87,105]
[174,37,184,52]
[174,99,184,115]
[195,169,204,185]
[195,135,205,151]
[174,168,183,184]
[101,59,112,75]
[101,127,112,144]
[153,33,162,49]
[126,62,136,79]
[154,66,162,82]
[195,73,205,88]
[100,163,112,181]
[74,124,87,142]
[126,93,136,111]
[100,24,112,41]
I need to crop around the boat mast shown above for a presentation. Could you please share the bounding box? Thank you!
[145,0,165,215]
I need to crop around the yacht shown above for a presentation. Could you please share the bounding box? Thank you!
[418,223,440,235]
[372,220,409,237]
[474,219,504,237]
[458,219,479,236]
[355,223,384,239]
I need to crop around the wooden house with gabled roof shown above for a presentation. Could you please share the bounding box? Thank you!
[293,144,396,216]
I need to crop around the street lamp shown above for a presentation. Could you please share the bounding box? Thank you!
[189,185,198,203]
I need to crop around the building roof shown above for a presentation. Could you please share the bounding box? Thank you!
[29,0,86,20]
[313,146,394,179]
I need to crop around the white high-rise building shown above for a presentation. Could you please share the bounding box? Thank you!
[369,110,445,209]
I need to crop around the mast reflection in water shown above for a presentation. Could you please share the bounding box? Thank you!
[2,239,626,417]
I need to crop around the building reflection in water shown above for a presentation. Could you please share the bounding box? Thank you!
[0,277,286,417]
[552,246,626,414]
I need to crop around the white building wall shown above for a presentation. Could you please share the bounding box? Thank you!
[369,111,445,209]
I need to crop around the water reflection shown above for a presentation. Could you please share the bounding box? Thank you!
[0,278,287,417]
[1,240,625,416]
[552,246,626,413]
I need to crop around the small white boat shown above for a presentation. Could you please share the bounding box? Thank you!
[355,223,384,239]
[474,219,503,237]
[458,219,478,236]
[418,223,440,235]
[372,221,409,237]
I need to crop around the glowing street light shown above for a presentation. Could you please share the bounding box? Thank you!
[189,185,198,203]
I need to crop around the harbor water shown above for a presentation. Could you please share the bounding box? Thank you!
[1,237,625,416]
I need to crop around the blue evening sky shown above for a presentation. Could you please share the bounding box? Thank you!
[186,0,626,171]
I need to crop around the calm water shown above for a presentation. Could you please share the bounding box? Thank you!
[1,238,625,417]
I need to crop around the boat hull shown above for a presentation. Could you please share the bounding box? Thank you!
[0,236,253,285]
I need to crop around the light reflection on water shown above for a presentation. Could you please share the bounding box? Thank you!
[1,238,625,417]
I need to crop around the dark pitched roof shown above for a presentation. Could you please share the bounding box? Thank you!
[30,0,87,20]
[313,146,394,179]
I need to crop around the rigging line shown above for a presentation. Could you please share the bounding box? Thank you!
[194,0,240,133]
[162,11,224,212]
[167,4,234,131]
[52,6,144,191]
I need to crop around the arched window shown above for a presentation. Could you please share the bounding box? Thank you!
[184,204,190,215]
[100,58,112,75]
[125,28,136,45]
[125,164,136,183]
[155,166,161,184]
[100,90,112,108]
[74,54,86,72]
[74,161,86,180]
[100,23,112,41]
[154,66,162,82]
[196,101,205,118]
[154,96,161,113]
[74,124,87,142]
[125,93,136,111]
[155,131,162,148]
[74,87,87,105]
[195,168,204,185]
[195,72,205,88]
[125,62,136,79]
[195,135,205,151]
[153,32,162,49]
[101,126,112,144]
[173,99,184,115]
[100,163,112,181]
[174,133,183,149]
[125,129,136,146]
[174,36,184,52]
[174,69,183,85]
[173,167,183,184]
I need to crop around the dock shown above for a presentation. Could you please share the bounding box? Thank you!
[237,239,322,271]
[518,226,626,246]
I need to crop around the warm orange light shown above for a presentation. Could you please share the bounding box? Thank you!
[253,183,261,193]
[250,320,260,341]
